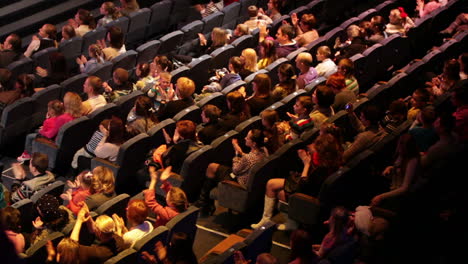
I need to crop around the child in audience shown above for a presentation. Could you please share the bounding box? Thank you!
[148,72,177,111]
[85,166,116,211]
[61,170,93,215]
[0,207,25,254]
[126,95,159,137]
[76,44,104,74]
[98,2,122,27]
[133,63,156,92]
[143,166,188,227]
[112,199,153,247]
[286,96,314,141]
[45,238,80,264]
[103,68,134,101]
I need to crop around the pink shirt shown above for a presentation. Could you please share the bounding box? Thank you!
[39,113,75,139]
[67,187,92,215]
[419,2,441,18]
[143,185,179,227]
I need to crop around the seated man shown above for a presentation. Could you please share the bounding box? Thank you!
[0,34,24,68]
[11,152,54,203]
[295,52,318,90]
[315,46,337,78]
[242,5,273,31]
[24,24,57,58]
[82,76,107,114]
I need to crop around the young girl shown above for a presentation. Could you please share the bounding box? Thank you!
[61,171,93,215]
[126,95,159,136]
[95,116,126,163]
[0,207,25,254]
[76,44,104,74]
[97,2,121,27]
[143,166,189,227]
[133,63,156,92]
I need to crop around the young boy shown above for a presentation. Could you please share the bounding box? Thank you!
[286,95,315,140]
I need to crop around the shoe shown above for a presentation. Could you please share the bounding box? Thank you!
[17,152,31,162]
[277,218,299,231]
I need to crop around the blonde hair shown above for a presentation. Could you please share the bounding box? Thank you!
[95,215,115,234]
[88,44,103,63]
[176,77,195,99]
[56,238,79,264]
[317,46,332,58]
[167,187,188,213]
[63,92,83,118]
[242,48,258,72]
[211,27,228,47]
[91,166,115,195]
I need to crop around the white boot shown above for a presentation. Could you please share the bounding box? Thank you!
[251,196,275,229]
[277,216,299,231]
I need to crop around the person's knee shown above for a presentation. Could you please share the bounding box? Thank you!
[206,163,218,178]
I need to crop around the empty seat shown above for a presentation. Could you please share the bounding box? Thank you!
[406,14,433,56]
[196,92,227,114]
[202,12,224,34]
[59,36,83,72]
[104,248,138,264]
[136,40,161,64]
[165,206,199,245]
[168,0,191,29]
[210,130,239,166]
[90,193,130,219]
[147,118,176,147]
[31,47,58,71]
[126,8,152,47]
[287,193,321,226]
[222,80,246,95]
[210,45,235,71]
[231,35,253,57]
[81,27,107,57]
[133,226,169,262]
[181,20,204,42]
[30,180,65,204]
[87,103,119,126]
[222,1,241,29]
[304,76,326,94]
[281,89,307,111]
[357,8,377,21]
[31,84,61,127]
[112,50,138,72]
[146,0,173,38]
[159,30,184,55]
[11,199,34,233]
[379,34,410,71]
[187,54,212,93]
[235,116,262,145]
[60,73,88,98]
[105,16,130,34]
[324,27,344,48]
[88,61,113,82]
[242,221,276,261]
[7,57,34,80]
[179,146,214,202]
[0,97,35,148]
[265,57,289,86]
[173,105,202,124]
[170,66,190,85]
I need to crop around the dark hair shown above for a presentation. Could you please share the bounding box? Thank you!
[43,24,57,40]
[249,128,266,149]
[113,68,129,83]
[108,26,124,49]
[16,74,34,97]
[253,73,272,97]
[279,24,295,40]
[371,15,386,33]
[137,63,150,78]
[49,52,67,76]
[290,229,317,263]
[87,76,103,94]
[0,207,22,233]
[153,55,173,72]
[247,5,259,17]
[389,99,408,116]
[277,63,296,94]
[260,39,277,61]
[443,59,460,82]
[135,95,158,124]
[48,99,65,116]
[301,14,317,29]
[413,88,431,103]
[62,25,76,39]
[438,111,455,132]
[7,34,21,52]
[229,56,243,73]
[106,116,125,145]
[261,109,279,128]
[227,91,250,120]
[31,152,49,174]
[202,104,221,122]
[176,120,197,141]
[361,104,381,125]
[315,85,335,108]
[296,95,313,112]
[77,9,96,29]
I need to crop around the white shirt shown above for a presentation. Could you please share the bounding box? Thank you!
[123,221,154,247]
[85,95,107,113]
[315,58,337,78]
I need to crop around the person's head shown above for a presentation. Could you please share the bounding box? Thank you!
[3,34,21,52]
[94,215,115,240]
[107,26,124,49]
[417,106,436,127]
[106,116,125,145]
[175,77,195,99]
[370,16,386,34]
[259,39,277,60]
[313,84,335,108]
[347,24,361,40]
[136,63,151,78]
[396,133,420,161]
[166,187,188,213]
[0,207,21,233]
[135,95,155,118]
[90,166,115,195]
[359,21,373,38]
[176,120,197,141]
[326,72,346,92]
[276,24,295,44]
[84,76,103,95]
[211,27,228,47]
[88,44,103,60]
[56,238,79,264]
[294,96,313,116]
[319,123,344,147]
[434,111,455,135]
[442,58,460,82]
[77,170,93,189]
[277,63,296,83]
[295,52,313,72]
[152,55,173,75]
[47,100,65,117]
[241,48,258,72]
[202,104,221,123]
[75,9,96,29]
[299,14,317,32]
[389,8,404,25]
[313,133,343,168]
[38,24,57,40]
[245,129,266,150]
[227,90,248,115]
[290,229,316,261]
[29,152,49,175]
[61,25,76,41]
[252,73,272,97]
[49,52,67,75]
[388,99,407,123]
[228,56,243,73]
[316,46,332,62]
[360,104,381,127]
[15,74,34,97]
[101,1,117,17]
[120,0,138,9]
[328,206,350,236]
[234,24,249,37]
[126,199,148,226]
[410,88,431,109]
[159,72,172,89]
[112,68,129,85]
[338,58,355,78]
[451,82,468,107]
[261,109,279,129]
[267,0,280,12]
[256,253,279,264]
[247,5,259,18]
[63,92,82,118]
[35,194,68,230]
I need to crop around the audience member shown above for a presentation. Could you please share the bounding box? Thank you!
[113,199,153,247]
[82,76,107,115]
[94,116,125,163]
[198,104,225,145]
[286,96,314,141]
[158,77,195,120]
[148,71,177,111]
[219,57,243,88]
[416,0,442,18]
[289,229,319,264]
[24,24,57,58]
[335,25,367,60]
[291,13,319,47]
[310,84,335,126]
[69,9,96,37]
[0,34,24,67]
[0,74,34,106]
[0,207,25,254]
[257,39,277,69]
[243,5,273,31]
[273,24,298,58]
[260,109,285,155]
[407,88,432,121]
[150,55,173,79]
[247,73,274,116]
[61,25,76,42]
[328,72,356,112]
[409,106,439,152]
[142,232,197,264]
[11,152,54,203]
[133,63,155,92]
[98,2,122,27]
[427,59,460,97]
[385,8,415,36]
[126,95,159,136]
[0,68,12,92]
[272,63,297,101]
[71,119,110,170]
[338,58,360,95]
[368,16,387,44]
[45,238,80,264]
[85,166,117,210]
[103,67,133,101]
[77,44,104,74]
[240,48,259,78]
[62,170,93,215]
[219,90,250,130]
[119,0,140,16]
[440,13,468,36]
[295,52,318,90]
[315,46,337,78]
[35,51,69,88]
[381,99,408,134]
[100,26,126,61]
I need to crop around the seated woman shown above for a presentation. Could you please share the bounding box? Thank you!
[98,1,122,27]
[126,95,159,137]
[427,59,460,97]
[85,166,117,210]
[113,199,153,247]
[291,13,319,47]
[246,73,274,116]
[133,63,156,92]
[385,8,415,36]
[338,58,360,95]
[260,109,285,155]
[95,116,126,163]
[69,9,96,37]
[76,44,105,74]
[272,63,297,101]
[119,0,140,16]
[143,166,188,226]
[219,91,251,131]
[18,92,82,162]
[195,129,268,215]
[251,133,343,230]
[240,48,258,79]
[0,74,34,107]
[196,27,229,57]
[99,26,126,61]
[0,207,25,254]
[257,39,277,69]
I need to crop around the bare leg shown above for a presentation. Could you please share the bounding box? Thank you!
[265,178,285,198]
[206,163,220,179]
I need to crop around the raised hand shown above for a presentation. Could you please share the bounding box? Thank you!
[32,216,44,229]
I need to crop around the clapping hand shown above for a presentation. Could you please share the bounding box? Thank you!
[12,163,26,180]
[297,149,311,166]
[60,189,73,201]
[232,138,243,155]
[32,216,44,229]
[77,203,90,223]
